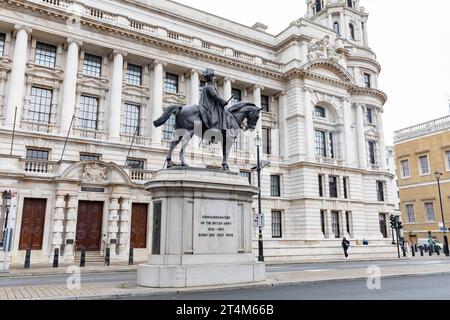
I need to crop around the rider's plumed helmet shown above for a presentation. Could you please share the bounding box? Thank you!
[203,68,215,81]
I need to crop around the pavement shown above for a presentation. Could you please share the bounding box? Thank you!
[0,256,449,300]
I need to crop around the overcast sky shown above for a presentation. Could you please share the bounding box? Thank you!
[174,0,450,145]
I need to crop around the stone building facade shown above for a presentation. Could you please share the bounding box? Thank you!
[0,0,396,264]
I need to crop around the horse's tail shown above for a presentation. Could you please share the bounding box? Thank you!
[153,105,183,128]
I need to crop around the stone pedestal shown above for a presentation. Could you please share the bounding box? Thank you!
[138,168,265,288]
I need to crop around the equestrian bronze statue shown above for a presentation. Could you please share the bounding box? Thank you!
[153,68,262,171]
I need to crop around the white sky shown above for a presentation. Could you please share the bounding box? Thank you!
[174,0,450,145]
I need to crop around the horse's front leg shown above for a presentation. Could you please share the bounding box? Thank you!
[179,131,194,167]
[166,136,182,168]
[222,131,234,172]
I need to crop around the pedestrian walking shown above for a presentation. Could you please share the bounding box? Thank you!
[342,237,350,260]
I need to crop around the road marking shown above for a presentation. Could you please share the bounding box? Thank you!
[305,269,335,272]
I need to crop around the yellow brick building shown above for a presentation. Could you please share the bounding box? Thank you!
[394,116,450,245]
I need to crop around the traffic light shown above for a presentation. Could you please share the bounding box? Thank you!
[390,215,396,229]
[397,221,403,230]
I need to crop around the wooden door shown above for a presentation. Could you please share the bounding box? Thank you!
[130,203,148,249]
[76,201,103,251]
[19,198,47,250]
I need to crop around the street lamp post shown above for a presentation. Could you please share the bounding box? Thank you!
[255,133,264,262]
[2,190,12,273]
[435,170,449,256]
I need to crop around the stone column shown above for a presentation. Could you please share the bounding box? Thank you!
[377,110,387,170]
[189,69,200,105]
[63,195,78,261]
[355,104,367,169]
[108,50,126,141]
[151,60,165,146]
[253,85,263,135]
[223,77,232,101]
[278,92,288,159]
[304,88,315,161]
[362,21,369,47]
[328,13,333,29]
[51,195,66,257]
[60,39,82,133]
[5,25,31,128]
[118,198,131,258]
[339,12,346,40]
[108,197,120,257]
[342,98,354,166]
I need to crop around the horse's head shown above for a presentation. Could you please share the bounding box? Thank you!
[229,103,263,131]
[245,105,263,130]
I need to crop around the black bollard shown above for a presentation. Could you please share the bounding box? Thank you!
[420,247,424,256]
[411,246,415,257]
[105,248,110,266]
[415,244,418,252]
[128,248,133,266]
[24,249,31,269]
[53,248,59,268]
[80,249,86,267]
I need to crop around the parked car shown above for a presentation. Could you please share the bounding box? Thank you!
[418,238,443,250]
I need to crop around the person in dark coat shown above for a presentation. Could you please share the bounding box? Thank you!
[198,68,229,131]
[342,237,350,259]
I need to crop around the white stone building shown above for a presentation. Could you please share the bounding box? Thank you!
[0,0,397,265]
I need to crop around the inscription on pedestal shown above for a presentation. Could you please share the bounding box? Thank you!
[199,215,234,239]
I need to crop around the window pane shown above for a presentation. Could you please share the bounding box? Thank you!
[26,149,49,160]
[315,106,326,118]
[122,103,140,135]
[35,42,57,68]
[261,95,269,112]
[270,175,281,197]
[162,114,176,140]
[406,204,415,223]
[315,130,326,157]
[79,96,99,130]
[28,87,52,123]
[379,214,387,238]
[231,88,242,105]
[331,211,340,238]
[343,177,349,199]
[419,156,430,175]
[262,128,271,155]
[0,33,5,56]
[240,171,252,185]
[126,64,142,86]
[272,211,282,238]
[126,159,144,169]
[80,154,100,161]
[366,108,373,124]
[345,211,351,234]
[320,211,326,235]
[425,203,435,221]
[364,73,371,88]
[164,73,178,93]
[368,140,376,165]
[401,160,410,177]
[83,54,102,77]
[329,176,338,198]
[333,22,340,35]
[377,181,385,202]
[318,175,324,197]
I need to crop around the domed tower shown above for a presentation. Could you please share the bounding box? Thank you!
[305,0,369,47]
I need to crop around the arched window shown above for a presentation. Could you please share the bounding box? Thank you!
[347,0,353,8]
[333,22,340,35]
[349,23,355,40]
[315,106,326,118]
[315,0,322,13]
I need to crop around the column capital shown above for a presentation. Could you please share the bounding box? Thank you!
[67,38,83,47]
[223,76,235,83]
[153,59,167,68]
[14,24,32,35]
[274,91,285,99]
[113,49,128,57]
[253,84,264,91]
[190,68,202,75]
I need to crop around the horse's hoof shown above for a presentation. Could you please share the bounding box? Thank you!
[181,162,190,167]
[166,160,173,168]
[222,164,230,172]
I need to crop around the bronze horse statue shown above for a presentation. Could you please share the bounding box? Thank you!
[153,102,262,171]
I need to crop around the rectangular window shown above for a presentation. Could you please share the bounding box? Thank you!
[122,103,140,135]
[80,153,100,161]
[343,177,349,199]
[329,132,335,159]
[126,158,145,170]
[271,211,282,238]
[345,211,351,234]
[364,73,371,88]
[320,210,326,236]
[329,176,338,198]
[379,213,388,238]
[83,53,102,77]
[261,95,269,112]
[366,108,374,124]
[377,181,385,202]
[0,33,5,56]
[425,202,435,222]
[401,160,410,178]
[331,211,340,238]
[315,130,327,158]
[262,128,271,155]
[419,155,430,175]
[79,95,99,130]
[126,64,142,86]
[162,114,176,140]
[28,87,52,123]
[34,42,57,68]
[240,171,252,185]
[446,151,450,170]
[231,88,242,105]
[164,72,178,93]
[270,175,281,197]
[26,149,49,161]
[318,174,324,197]
[368,140,376,165]
[406,204,415,223]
